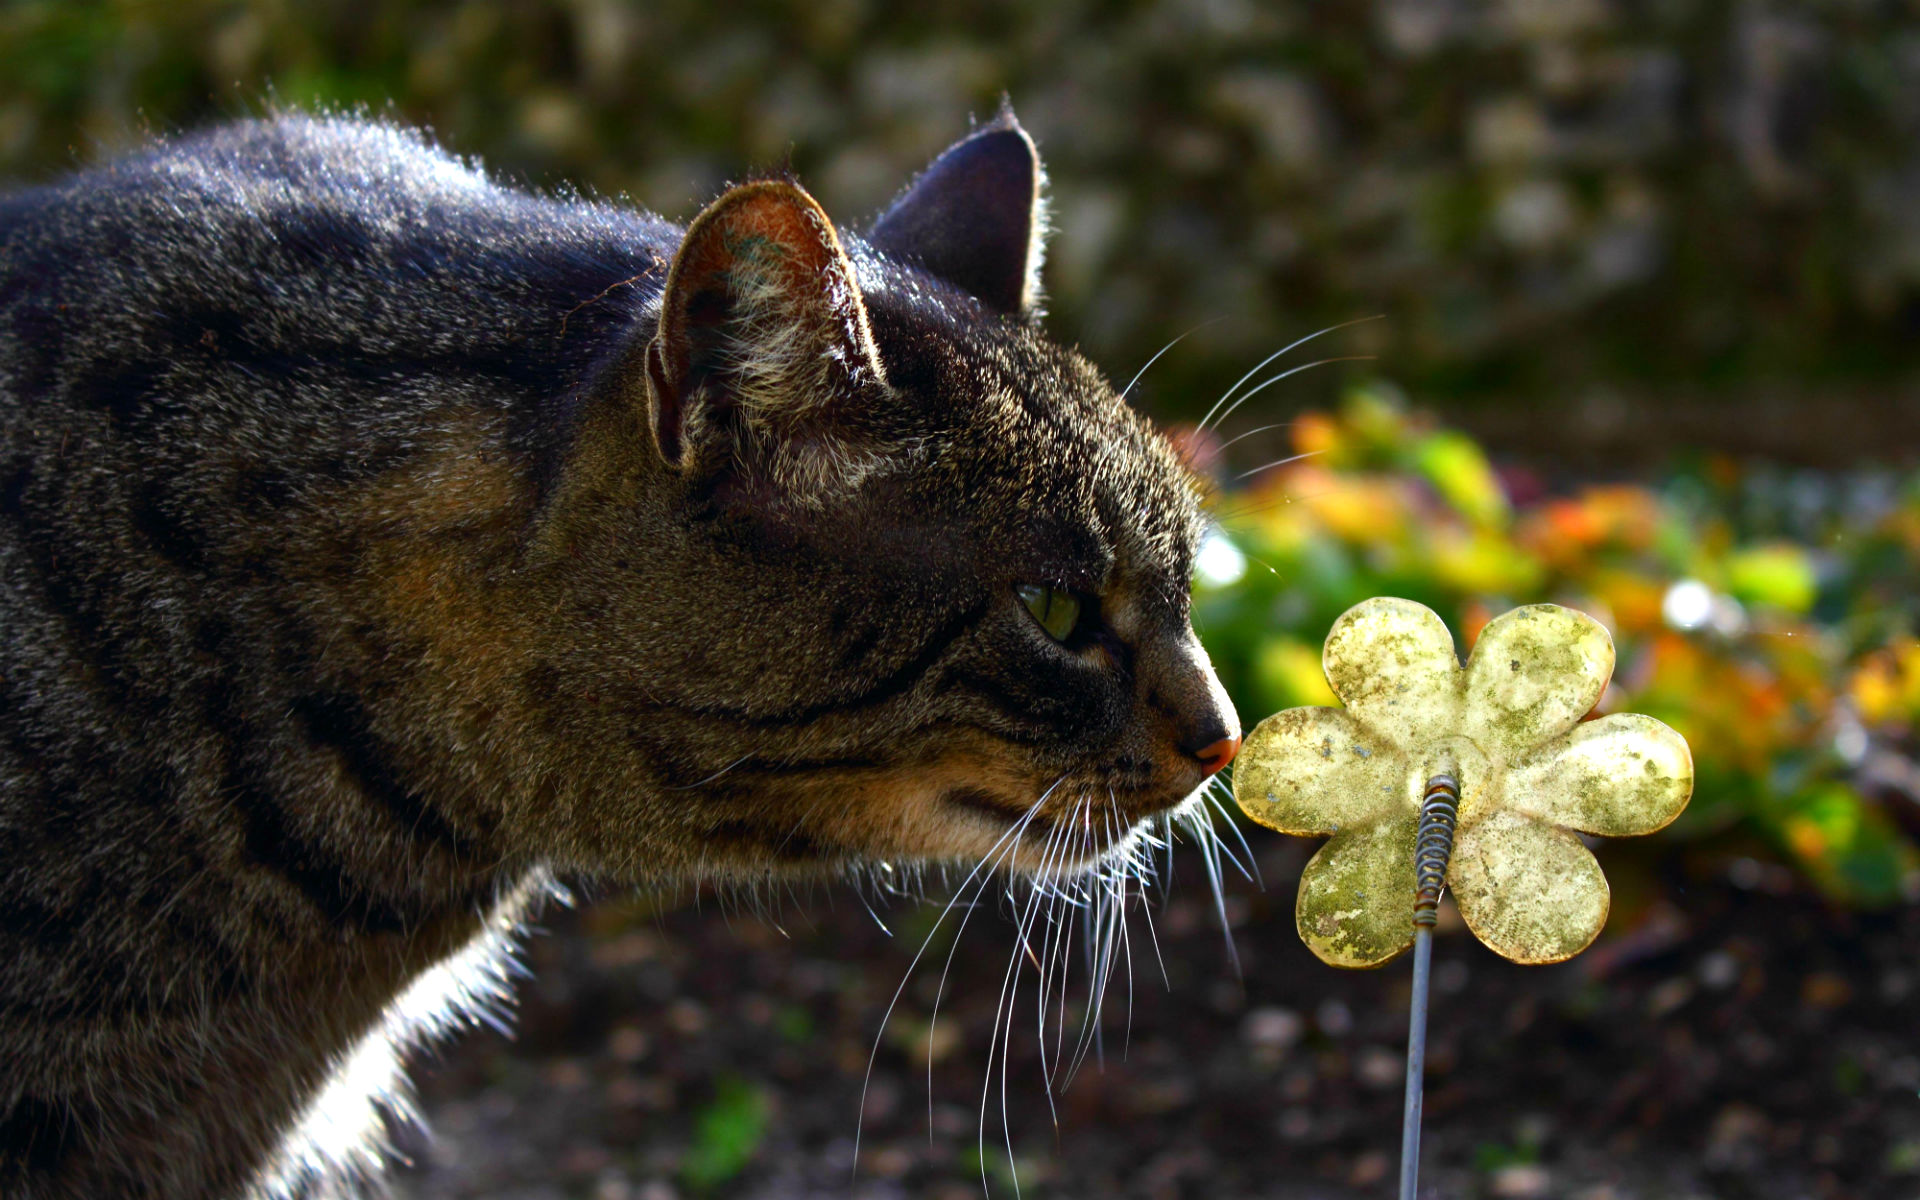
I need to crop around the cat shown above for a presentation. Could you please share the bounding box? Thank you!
[0,107,1239,1198]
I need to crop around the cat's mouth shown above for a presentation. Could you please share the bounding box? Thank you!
[673,741,1217,876]
[935,770,1212,873]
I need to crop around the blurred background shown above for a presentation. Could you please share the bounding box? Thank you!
[5,2,1920,1198]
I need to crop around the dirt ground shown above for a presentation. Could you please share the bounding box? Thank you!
[390,835,1920,1200]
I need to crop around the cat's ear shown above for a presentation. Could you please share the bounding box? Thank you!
[868,109,1047,317]
[644,179,890,490]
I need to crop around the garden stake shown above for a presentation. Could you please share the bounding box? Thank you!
[1401,772,1457,1200]
[1233,597,1694,1198]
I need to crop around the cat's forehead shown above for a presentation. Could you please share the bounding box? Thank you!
[853,252,1203,587]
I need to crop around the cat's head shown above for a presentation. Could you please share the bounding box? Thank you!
[543,113,1237,879]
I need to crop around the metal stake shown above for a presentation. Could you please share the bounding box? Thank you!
[1401,773,1459,1200]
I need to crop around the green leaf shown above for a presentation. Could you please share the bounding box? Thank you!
[1251,637,1339,710]
[1414,430,1511,528]
[1723,543,1818,613]
[680,1077,769,1192]
[1762,783,1919,907]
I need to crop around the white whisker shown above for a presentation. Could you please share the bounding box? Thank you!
[1232,450,1322,483]
[1211,421,1294,456]
[855,779,1061,1174]
[663,752,754,790]
[1196,315,1384,432]
[1119,318,1224,400]
[1203,780,1262,886]
[1189,797,1243,977]
[982,802,1073,1195]
[1208,355,1373,436]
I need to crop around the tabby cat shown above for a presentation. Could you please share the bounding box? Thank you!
[0,108,1239,1197]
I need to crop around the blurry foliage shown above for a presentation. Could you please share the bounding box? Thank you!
[679,1076,769,1193]
[1194,385,1920,908]
[1,0,1918,454]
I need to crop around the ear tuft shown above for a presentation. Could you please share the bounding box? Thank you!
[646,180,890,495]
[868,110,1048,316]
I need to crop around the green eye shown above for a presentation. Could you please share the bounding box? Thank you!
[1017,584,1083,642]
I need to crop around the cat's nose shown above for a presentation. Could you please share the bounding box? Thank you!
[1169,661,1239,775]
[1186,733,1240,776]
[1142,625,1240,780]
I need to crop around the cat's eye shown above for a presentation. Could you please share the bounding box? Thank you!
[1017,583,1083,642]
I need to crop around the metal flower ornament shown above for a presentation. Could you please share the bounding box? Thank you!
[1233,597,1693,1197]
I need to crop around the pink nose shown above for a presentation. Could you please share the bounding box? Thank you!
[1193,735,1240,776]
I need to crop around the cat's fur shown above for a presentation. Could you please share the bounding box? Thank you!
[0,110,1237,1198]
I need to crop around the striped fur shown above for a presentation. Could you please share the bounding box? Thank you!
[0,112,1236,1197]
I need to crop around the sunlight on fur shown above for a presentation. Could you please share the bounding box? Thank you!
[250,878,548,1200]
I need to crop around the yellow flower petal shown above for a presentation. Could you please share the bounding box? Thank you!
[1322,597,1463,750]
[1507,713,1694,836]
[1236,707,1409,836]
[1448,809,1609,964]
[1295,814,1420,968]
[1463,604,1613,750]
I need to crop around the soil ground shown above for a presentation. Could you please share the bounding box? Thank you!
[392,836,1920,1200]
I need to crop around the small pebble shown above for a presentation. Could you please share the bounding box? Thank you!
[1349,1150,1390,1187]
[607,1025,650,1063]
[1357,1046,1402,1089]
[1315,998,1353,1037]
[1278,1107,1313,1140]
[1696,950,1739,990]
[1489,1163,1552,1197]
[1802,973,1852,1010]
[1646,977,1694,1018]
[1242,1006,1304,1051]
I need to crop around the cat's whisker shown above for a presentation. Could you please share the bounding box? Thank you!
[1185,786,1255,886]
[1211,495,1295,524]
[1196,314,1385,433]
[1210,421,1294,457]
[1231,449,1323,484]
[1067,854,1101,1086]
[1019,935,1043,975]
[1108,799,1140,1064]
[1021,805,1076,1130]
[916,780,1066,1148]
[664,753,753,791]
[1118,317,1224,401]
[854,888,894,937]
[1186,790,1243,977]
[1203,777,1262,887]
[1208,354,1374,435]
[1030,794,1081,1116]
[1048,834,1078,1089]
[1064,801,1130,1085]
[982,803,1072,1195]
[1212,469,1367,524]
[1035,794,1088,1098]
[856,780,1060,1175]
[924,832,1021,1142]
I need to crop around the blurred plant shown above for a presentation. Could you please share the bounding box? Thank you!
[1197,385,1920,907]
[679,1076,769,1193]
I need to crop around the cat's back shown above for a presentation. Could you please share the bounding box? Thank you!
[0,115,677,750]
[1,115,679,428]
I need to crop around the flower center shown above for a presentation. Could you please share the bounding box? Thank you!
[1408,734,1497,819]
